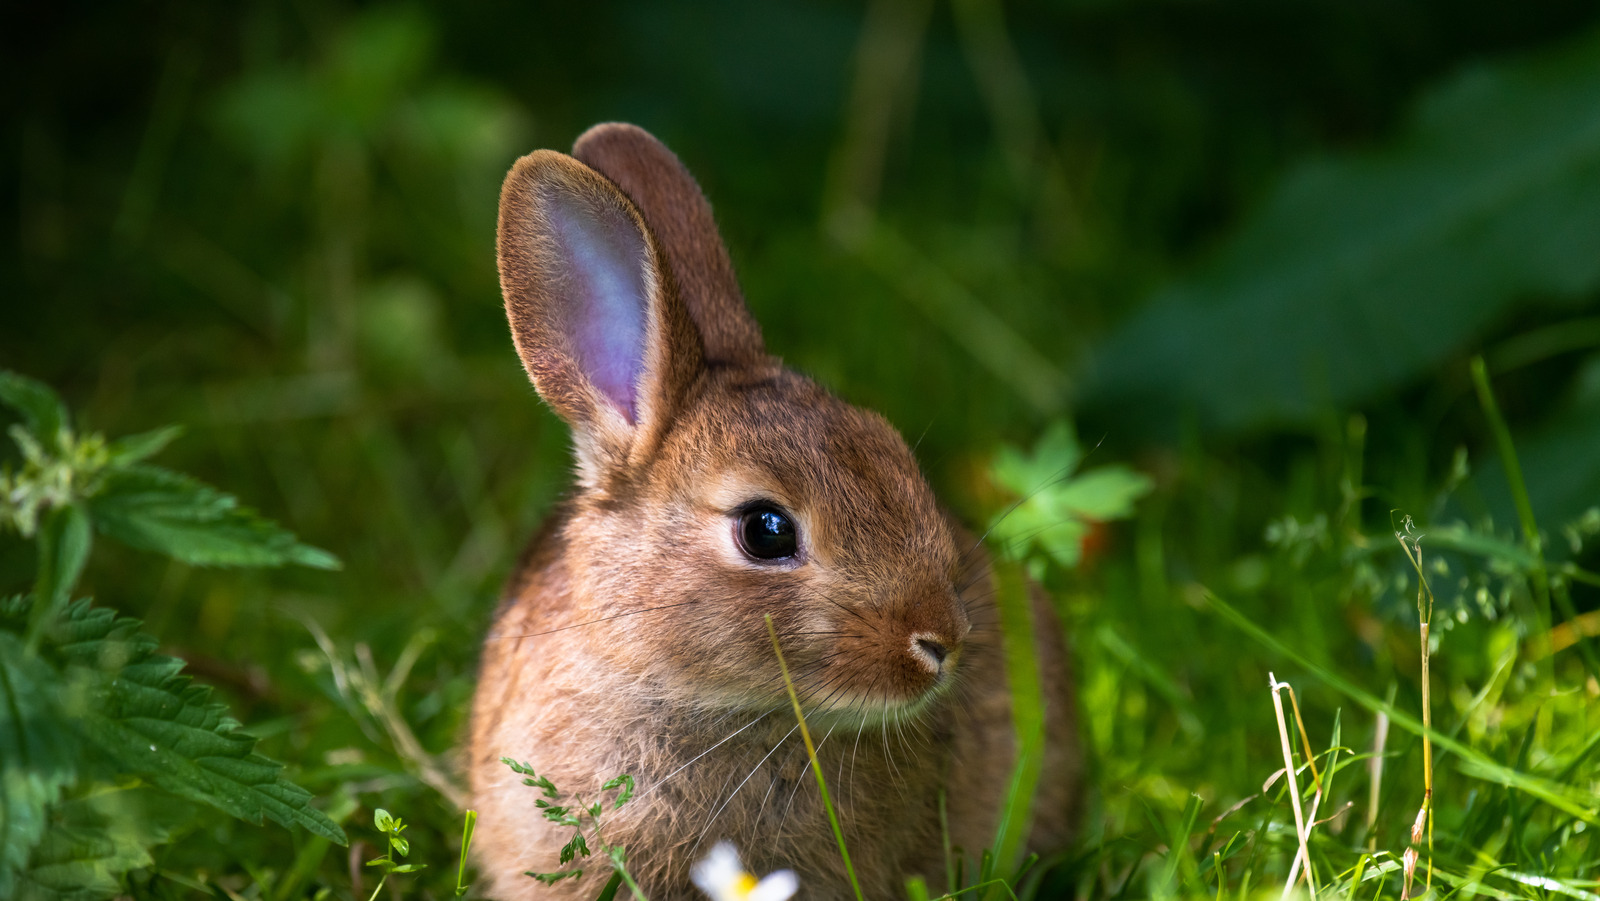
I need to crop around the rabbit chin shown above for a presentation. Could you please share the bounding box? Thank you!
[803,681,960,729]
[689,666,960,729]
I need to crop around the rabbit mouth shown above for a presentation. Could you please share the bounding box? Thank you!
[771,649,963,728]
[796,679,958,728]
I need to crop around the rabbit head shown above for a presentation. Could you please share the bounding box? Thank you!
[496,124,972,718]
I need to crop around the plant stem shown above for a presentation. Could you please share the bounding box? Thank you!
[765,614,865,901]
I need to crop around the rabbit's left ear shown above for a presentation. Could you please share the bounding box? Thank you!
[496,150,705,482]
[573,123,766,367]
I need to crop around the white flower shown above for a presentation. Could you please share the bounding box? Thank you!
[690,842,798,901]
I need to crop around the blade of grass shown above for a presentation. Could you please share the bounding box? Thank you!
[1207,591,1599,825]
[1270,674,1316,900]
[1285,684,1323,795]
[1287,710,1343,891]
[940,792,957,895]
[989,559,1047,896]
[1367,690,1392,852]
[456,809,477,896]
[765,614,865,901]
[1156,794,1205,895]
[1469,357,1555,652]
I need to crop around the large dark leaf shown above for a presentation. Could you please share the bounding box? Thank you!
[1087,30,1600,433]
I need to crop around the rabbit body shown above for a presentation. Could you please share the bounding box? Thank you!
[468,124,1079,900]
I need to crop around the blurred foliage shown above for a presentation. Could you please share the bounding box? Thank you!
[990,421,1152,576]
[4,0,1600,897]
[1089,28,1600,435]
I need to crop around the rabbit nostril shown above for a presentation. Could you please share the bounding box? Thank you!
[915,638,948,666]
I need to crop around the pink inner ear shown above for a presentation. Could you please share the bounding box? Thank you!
[546,194,649,423]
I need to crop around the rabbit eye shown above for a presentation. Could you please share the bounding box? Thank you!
[736,505,798,561]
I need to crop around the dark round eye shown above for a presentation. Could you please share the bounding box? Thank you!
[737,505,798,561]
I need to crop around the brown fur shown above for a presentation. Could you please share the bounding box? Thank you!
[469,123,1080,900]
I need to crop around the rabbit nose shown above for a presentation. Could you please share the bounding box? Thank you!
[909,632,956,674]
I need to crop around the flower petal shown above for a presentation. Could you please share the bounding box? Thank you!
[749,870,799,901]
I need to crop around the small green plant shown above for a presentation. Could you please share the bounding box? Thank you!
[500,758,644,899]
[0,370,345,898]
[456,808,478,896]
[988,420,1153,577]
[366,808,427,901]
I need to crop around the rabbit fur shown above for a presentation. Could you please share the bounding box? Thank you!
[468,123,1080,900]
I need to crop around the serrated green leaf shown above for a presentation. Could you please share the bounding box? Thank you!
[104,426,182,466]
[0,371,70,454]
[1089,29,1600,433]
[88,465,339,570]
[0,632,80,897]
[12,599,347,847]
[13,824,150,901]
[11,787,187,901]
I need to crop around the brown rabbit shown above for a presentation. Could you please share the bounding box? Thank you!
[468,123,1080,900]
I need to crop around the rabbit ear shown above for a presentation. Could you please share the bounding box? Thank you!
[572,123,766,366]
[497,150,704,479]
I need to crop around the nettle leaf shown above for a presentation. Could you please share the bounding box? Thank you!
[1088,30,1600,433]
[1,599,347,848]
[11,790,181,901]
[29,503,92,647]
[0,631,80,898]
[88,465,339,570]
[103,426,182,466]
[15,821,151,901]
[0,371,70,453]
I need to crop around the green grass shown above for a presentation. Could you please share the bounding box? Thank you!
[7,311,1600,901]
